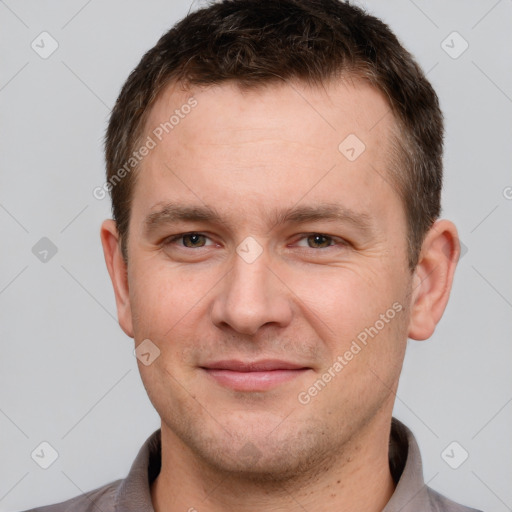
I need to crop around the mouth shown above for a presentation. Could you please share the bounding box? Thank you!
[200,359,311,391]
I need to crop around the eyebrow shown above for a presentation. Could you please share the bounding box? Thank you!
[143,202,375,236]
[274,204,374,234]
[144,203,225,234]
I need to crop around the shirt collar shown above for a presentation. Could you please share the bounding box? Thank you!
[114,418,429,512]
[114,428,161,512]
[383,418,432,511]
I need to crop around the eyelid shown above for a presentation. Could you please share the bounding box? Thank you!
[291,233,349,249]
[164,232,216,247]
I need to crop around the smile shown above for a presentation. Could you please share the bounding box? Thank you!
[200,360,311,391]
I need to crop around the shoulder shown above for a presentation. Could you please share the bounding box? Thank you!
[427,486,484,512]
[19,479,122,512]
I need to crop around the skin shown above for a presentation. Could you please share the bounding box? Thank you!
[101,78,460,512]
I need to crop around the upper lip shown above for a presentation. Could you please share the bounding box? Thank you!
[201,360,309,372]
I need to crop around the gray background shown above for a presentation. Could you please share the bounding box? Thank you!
[1,1,511,511]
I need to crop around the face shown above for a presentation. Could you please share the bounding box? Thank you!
[111,79,417,478]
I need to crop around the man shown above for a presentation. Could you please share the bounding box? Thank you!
[25,0,481,511]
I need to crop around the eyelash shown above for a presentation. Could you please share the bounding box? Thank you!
[163,232,348,250]
[164,232,215,248]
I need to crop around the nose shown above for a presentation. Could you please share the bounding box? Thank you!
[210,247,293,336]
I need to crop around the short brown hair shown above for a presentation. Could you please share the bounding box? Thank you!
[105,0,443,271]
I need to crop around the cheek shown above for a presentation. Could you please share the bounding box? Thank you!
[287,264,409,387]
[127,258,224,350]
[287,264,395,334]
[128,261,189,335]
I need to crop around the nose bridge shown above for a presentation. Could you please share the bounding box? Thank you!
[211,245,292,335]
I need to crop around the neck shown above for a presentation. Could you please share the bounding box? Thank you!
[151,415,395,512]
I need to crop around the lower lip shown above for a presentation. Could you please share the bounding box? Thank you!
[202,368,309,391]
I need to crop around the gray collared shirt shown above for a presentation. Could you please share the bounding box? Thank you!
[22,419,482,512]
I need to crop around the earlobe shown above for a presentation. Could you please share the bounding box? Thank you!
[100,219,134,338]
[407,219,460,341]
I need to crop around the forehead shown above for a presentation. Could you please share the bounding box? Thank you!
[133,78,403,234]
[146,77,393,149]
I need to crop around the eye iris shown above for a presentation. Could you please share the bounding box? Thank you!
[308,234,330,248]
[183,233,205,247]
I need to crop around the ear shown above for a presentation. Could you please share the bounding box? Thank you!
[408,219,460,341]
[100,219,134,338]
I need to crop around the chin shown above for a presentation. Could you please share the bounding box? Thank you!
[165,411,340,484]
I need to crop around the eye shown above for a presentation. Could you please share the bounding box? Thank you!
[294,233,346,249]
[165,232,213,248]
[305,234,332,249]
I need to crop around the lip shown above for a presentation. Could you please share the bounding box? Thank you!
[200,359,311,391]
[203,359,308,372]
